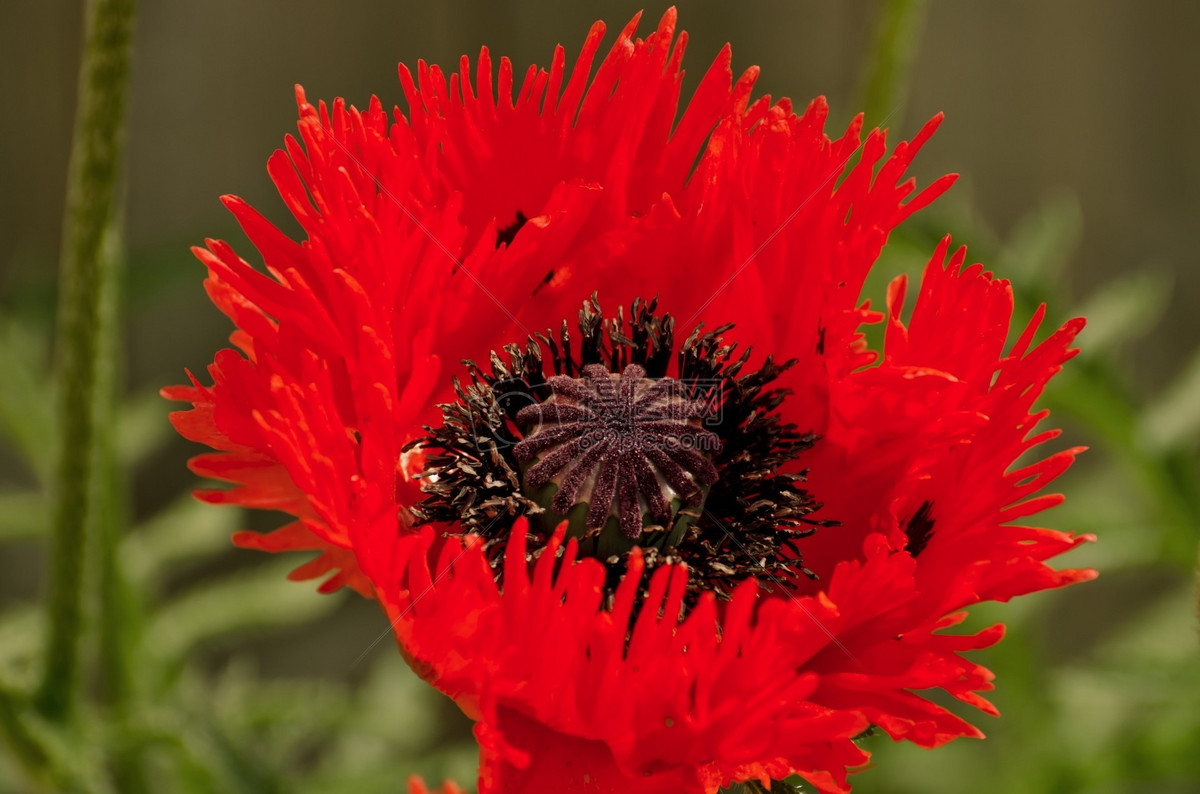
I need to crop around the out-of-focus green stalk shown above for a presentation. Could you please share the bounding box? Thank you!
[837,0,929,190]
[858,0,929,129]
[36,0,136,722]
[92,215,148,793]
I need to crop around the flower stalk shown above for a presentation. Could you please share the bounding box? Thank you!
[858,0,929,129]
[36,0,136,722]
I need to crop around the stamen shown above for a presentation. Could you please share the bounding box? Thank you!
[905,501,935,556]
[496,210,528,248]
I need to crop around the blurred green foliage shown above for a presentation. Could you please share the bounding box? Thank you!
[1,1,1197,792]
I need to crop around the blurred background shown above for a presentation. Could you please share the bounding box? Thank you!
[1,1,1198,792]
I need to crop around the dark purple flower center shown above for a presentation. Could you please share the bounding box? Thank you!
[513,363,719,541]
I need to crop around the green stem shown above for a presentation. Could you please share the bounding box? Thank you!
[92,213,149,793]
[36,0,136,722]
[857,0,929,130]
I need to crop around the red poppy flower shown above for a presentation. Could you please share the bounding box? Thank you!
[165,8,1095,792]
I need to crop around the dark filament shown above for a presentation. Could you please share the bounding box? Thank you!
[905,501,936,556]
[495,210,528,248]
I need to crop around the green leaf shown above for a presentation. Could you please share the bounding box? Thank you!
[1073,267,1170,355]
[145,558,341,664]
[303,654,479,794]
[0,604,43,688]
[0,680,116,794]
[1139,346,1200,451]
[207,661,349,771]
[123,496,241,586]
[0,320,54,483]
[1043,363,1137,448]
[118,390,174,466]
[1000,191,1082,286]
[326,654,448,757]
